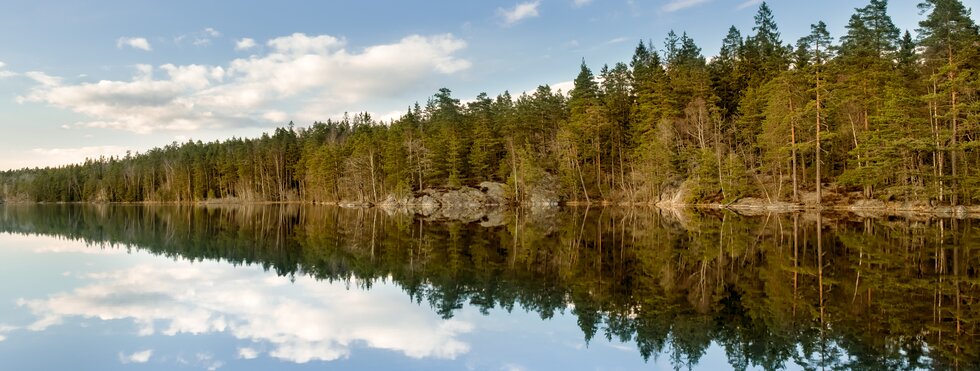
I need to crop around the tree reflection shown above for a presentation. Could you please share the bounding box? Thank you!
[1,204,977,369]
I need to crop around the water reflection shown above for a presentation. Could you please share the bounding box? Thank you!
[0,204,978,370]
[18,261,472,363]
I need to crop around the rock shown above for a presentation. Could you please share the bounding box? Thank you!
[526,174,560,207]
[379,194,399,207]
[374,182,515,223]
[849,199,886,210]
[415,194,440,216]
[801,190,844,206]
[439,187,489,207]
[728,197,799,214]
[479,182,510,205]
[656,180,694,207]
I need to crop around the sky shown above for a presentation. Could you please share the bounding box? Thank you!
[0,0,977,170]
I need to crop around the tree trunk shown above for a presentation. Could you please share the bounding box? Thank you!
[790,99,799,203]
[815,46,823,206]
[369,150,378,203]
[509,139,520,203]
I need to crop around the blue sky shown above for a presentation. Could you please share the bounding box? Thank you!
[0,0,976,170]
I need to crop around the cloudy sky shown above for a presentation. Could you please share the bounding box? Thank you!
[0,0,974,170]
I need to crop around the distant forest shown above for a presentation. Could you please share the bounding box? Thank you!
[3,0,980,205]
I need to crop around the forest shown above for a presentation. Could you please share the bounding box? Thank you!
[2,0,979,206]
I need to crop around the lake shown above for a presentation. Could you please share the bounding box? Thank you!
[0,204,976,370]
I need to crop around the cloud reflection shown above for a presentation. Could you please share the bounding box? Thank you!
[18,260,473,364]
[1,233,126,255]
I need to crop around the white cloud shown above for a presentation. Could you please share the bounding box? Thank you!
[31,146,131,164]
[0,61,15,78]
[0,325,16,342]
[572,0,592,7]
[237,347,259,359]
[176,28,222,47]
[499,1,540,25]
[606,37,628,44]
[196,352,224,371]
[119,350,153,364]
[376,109,408,123]
[235,38,257,51]
[262,110,288,123]
[736,0,761,10]
[662,0,710,12]
[117,37,152,51]
[20,33,470,134]
[24,71,61,87]
[267,33,344,55]
[0,145,134,170]
[551,81,575,95]
[17,260,474,364]
[521,80,574,97]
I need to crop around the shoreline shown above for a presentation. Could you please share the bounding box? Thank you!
[4,198,980,219]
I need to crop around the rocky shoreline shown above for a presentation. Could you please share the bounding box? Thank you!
[6,179,980,221]
[708,198,980,218]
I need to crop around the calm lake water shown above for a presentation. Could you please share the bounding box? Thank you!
[0,204,977,370]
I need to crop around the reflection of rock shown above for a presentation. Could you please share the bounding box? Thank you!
[525,206,560,229]
[338,200,372,208]
[478,209,507,227]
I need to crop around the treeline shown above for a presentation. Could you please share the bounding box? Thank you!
[2,0,980,205]
[1,204,978,368]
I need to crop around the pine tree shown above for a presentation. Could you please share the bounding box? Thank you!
[565,61,608,201]
[735,2,788,171]
[425,88,469,187]
[917,0,979,204]
[631,42,677,198]
[467,92,503,182]
[797,21,835,204]
[601,62,634,197]
[835,0,902,198]
[743,1,788,86]
[709,26,747,121]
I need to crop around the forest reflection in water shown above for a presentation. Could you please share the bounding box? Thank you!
[0,204,977,370]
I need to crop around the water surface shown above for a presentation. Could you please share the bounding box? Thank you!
[0,205,977,370]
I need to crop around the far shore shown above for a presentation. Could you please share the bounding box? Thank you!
[4,197,980,219]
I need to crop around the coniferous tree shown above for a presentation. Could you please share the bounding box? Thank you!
[917,0,979,204]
